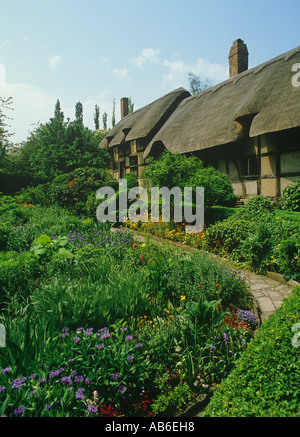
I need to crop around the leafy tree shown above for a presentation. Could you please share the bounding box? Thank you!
[0,97,14,166]
[187,72,212,95]
[128,97,134,114]
[142,150,236,208]
[54,99,64,122]
[17,101,111,180]
[94,104,100,130]
[112,99,116,127]
[102,111,108,130]
[75,101,83,125]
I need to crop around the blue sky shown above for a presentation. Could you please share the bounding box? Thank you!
[0,0,299,142]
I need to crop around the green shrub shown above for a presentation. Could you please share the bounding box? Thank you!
[278,238,300,281]
[19,183,51,206]
[205,206,236,226]
[49,167,118,215]
[0,172,46,195]
[235,195,275,220]
[280,181,300,212]
[203,219,256,256]
[141,151,237,208]
[0,251,41,309]
[204,286,300,417]
[240,223,274,272]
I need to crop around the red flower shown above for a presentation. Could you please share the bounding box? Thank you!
[140,254,145,260]
[148,259,152,263]
[133,243,138,248]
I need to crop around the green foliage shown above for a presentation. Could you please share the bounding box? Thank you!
[280,181,300,212]
[204,286,300,417]
[240,223,274,272]
[203,195,300,276]
[142,151,203,190]
[188,166,237,207]
[0,97,14,167]
[235,195,275,219]
[187,72,212,95]
[0,251,40,309]
[0,172,46,195]
[49,167,118,215]
[142,151,237,208]
[13,104,111,181]
[278,238,300,281]
[151,377,192,416]
[205,206,236,226]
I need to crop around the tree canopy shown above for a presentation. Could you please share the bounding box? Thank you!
[11,100,111,181]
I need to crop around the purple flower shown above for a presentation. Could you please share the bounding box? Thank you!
[125,335,133,341]
[74,375,83,383]
[45,404,52,410]
[61,376,72,386]
[223,333,229,345]
[101,332,111,339]
[112,372,121,381]
[236,310,257,327]
[14,405,26,416]
[96,343,104,349]
[121,327,127,332]
[29,373,38,380]
[28,390,39,398]
[75,388,85,400]
[85,378,91,385]
[135,342,143,348]
[2,367,10,374]
[118,385,127,394]
[0,386,5,393]
[88,405,98,413]
[39,377,46,384]
[210,345,216,352]
[12,377,26,390]
[73,337,81,343]
[127,355,134,362]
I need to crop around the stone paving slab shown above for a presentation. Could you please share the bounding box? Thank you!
[239,268,295,324]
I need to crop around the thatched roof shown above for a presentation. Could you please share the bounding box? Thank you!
[143,45,300,158]
[99,88,190,149]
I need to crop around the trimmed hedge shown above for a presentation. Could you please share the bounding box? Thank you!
[203,286,300,417]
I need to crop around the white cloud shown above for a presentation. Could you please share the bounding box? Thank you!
[112,67,131,81]
[162,57,228,88]
[1,82,57,142]
[0,39,12,47]
[47,55,63,69]
[131,48,161,70]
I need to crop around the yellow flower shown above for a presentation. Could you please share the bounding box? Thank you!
[180,296,186,301]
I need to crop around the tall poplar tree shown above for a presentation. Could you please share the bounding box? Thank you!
[75,101,84,125]
[94,104,100,130]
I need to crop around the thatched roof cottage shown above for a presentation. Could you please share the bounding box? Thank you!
[100,40,300,200]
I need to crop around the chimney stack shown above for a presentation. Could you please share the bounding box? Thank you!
[120,97,129,119]
[228,39,249,78]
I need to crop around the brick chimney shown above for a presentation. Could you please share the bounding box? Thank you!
[120,97,129,119]
[228,39,249,78]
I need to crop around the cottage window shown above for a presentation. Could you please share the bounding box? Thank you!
[242,155,258,177]
[129,156,138,167]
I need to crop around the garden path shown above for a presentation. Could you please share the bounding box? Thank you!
[116,229,297,325]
